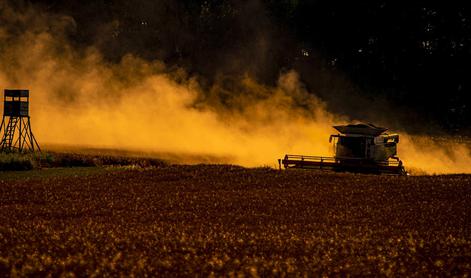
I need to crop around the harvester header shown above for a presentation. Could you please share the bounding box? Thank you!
[280,123,406,175]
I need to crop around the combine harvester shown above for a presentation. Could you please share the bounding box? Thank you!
[280,123,406,175]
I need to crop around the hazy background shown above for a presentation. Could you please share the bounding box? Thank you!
[0,0,470,173]
[18,0,470,134]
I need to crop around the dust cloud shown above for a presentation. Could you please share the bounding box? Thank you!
[1,2,470,174]
[399,135,471,174]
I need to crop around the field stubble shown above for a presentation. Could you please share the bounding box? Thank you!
[0,165,470,276]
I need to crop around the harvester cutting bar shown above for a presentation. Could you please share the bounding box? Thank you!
[281,155,337,169]
[281,154,406,175]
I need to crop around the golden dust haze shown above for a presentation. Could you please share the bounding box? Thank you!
[0,3,470,174]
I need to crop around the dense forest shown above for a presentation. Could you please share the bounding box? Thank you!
[17,1,471,134]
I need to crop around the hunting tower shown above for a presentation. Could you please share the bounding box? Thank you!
[0,89,40,152]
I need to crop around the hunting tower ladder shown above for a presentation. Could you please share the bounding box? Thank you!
[0,89,40,152]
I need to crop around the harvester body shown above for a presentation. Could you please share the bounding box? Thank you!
[281,123,406,175]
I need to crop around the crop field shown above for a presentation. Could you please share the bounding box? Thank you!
[0,164,470,276]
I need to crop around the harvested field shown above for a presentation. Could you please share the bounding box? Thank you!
[0,165,470,276]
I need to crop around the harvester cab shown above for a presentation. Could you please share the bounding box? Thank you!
[280,123,406,175]
[330,124,400,163]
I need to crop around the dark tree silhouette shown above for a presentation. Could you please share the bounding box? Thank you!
[25,0,471,134]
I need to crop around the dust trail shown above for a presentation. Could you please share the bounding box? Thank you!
[399,135,471,174]
[0,2,470,173]
[0,4,336,167]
